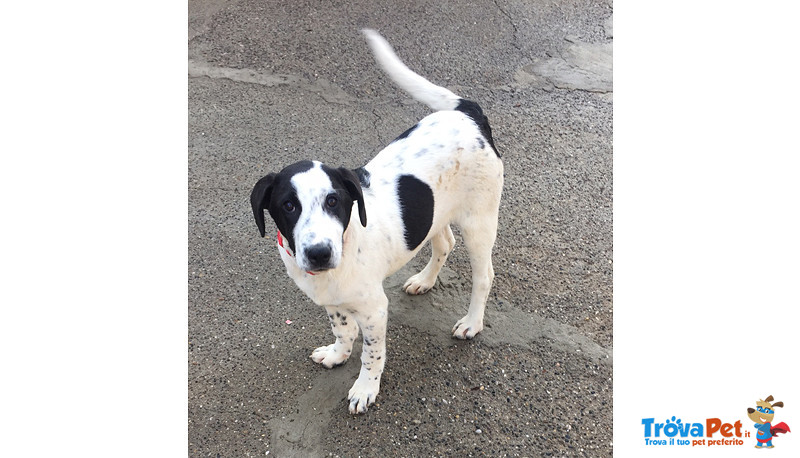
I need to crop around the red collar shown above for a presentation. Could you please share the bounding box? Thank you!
[276,230,292,256]
[277,230,316,275]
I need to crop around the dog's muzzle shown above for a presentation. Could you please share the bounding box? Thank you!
[277,230,319,275]
[303,243,334,271]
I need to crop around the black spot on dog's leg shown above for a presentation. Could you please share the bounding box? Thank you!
[397,175,434,251]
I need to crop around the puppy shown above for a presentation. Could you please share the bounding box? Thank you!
[250,29,503,413]
[747,395,790,448]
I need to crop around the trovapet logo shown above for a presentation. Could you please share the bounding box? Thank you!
[640,394,792,449]
[641,416,746,447]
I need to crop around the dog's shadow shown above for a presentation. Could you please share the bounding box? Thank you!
[386,263,611,364]
[384,263,473,339]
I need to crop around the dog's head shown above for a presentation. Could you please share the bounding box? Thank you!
[747,395,783,425]
[251,160,367,273]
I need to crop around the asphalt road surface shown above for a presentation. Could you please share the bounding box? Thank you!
[189,1,613,456]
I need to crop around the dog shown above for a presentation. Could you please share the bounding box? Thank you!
[250,29,503,414]
[746,395,791,448]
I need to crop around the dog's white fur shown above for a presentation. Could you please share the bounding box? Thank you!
[290,168,347,270]
[275,30,503,414]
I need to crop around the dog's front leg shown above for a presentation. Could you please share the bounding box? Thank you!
[347,292,388,414]
[310,306,359,368]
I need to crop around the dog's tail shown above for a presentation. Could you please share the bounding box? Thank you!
[362,29,461,111]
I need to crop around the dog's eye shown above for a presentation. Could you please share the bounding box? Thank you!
[283,201,296,212]
[326,195,338,208]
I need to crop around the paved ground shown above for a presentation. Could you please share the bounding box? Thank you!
[188,0,613,456]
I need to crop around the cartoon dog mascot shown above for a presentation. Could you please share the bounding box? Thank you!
[747,395,791,448]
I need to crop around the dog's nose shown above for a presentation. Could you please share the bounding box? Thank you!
[305,243,332,268]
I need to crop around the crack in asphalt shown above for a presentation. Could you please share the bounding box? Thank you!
[370,108,386,146]
[492,0,521,52]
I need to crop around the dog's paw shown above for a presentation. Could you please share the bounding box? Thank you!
[310,344,350,368]
[403,272,435,295]
[347,377,380,414]
[452,316,483,339]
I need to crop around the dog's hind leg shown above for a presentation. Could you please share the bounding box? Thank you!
[403,225,456,295]
[452,213,498,339]
[310,307,359,368]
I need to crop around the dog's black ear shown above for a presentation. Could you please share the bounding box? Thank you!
[338,167,367,227]
[250,174,276,237]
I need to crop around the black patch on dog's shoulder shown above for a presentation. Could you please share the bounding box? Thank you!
[392,123,419,143]
[397,175,434,251]
[455,99,499,157]
[355,167,371,188]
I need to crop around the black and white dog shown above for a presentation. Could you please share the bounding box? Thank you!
[250,29,503,414]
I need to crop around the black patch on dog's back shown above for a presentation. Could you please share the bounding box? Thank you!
[355,167,371,188]
[397,175,434,251]
[392,123,418,143]
[455,99,499,157]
